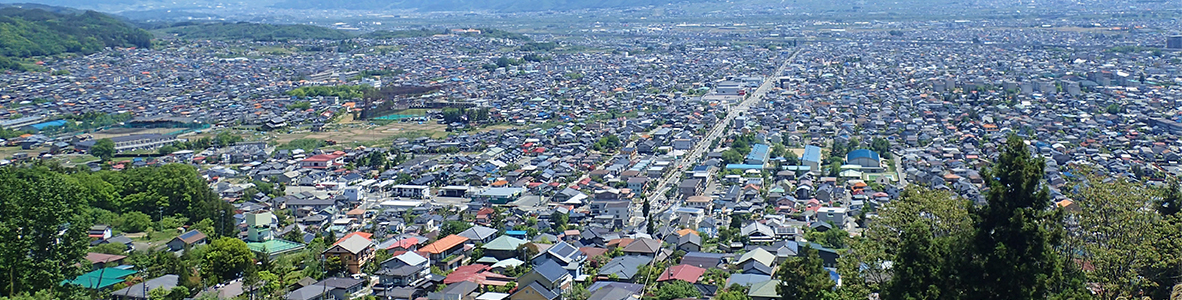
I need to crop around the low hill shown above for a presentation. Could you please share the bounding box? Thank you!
[155,22,352,41]
[270,0,714,12]
[0,6,151,58]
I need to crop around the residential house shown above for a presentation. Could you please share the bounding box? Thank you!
[88,225,112,240]
[420,234,469,270]
[166,230,207,251]
[676,233,702,252]
[510,282,559,300]
[324,233,375,274]
[287,277,366,300]
[621,238,663,262]
[531,241,587,278]
[376,252,431,288]
[517,259,572,293]
[656,264,706,283]
[598,256,651,282]
[458,226,500,244]
[748,280,782,300]
[111,275,178,300]
[741,222,776,244]
[680,252,725,269]
[482,235,528,260]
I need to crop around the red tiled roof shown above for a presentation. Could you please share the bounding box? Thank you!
[302,154,341,162]
[579,247,609,260]
[657,264,706,283]
[444,264,490,284]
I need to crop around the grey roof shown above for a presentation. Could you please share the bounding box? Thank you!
[726,274,772,287]
[533,259,568,283]
[680,252,725,269]
[517,282,559,300]
[288,284,328,300]
[622,238,661,254]
[587,286,637,300]
[598,256,650,280]
[458,225,499,241]
[542,241,583,264]
[332,235,372,254]
[112,275,178,299]
[586,282,645,293]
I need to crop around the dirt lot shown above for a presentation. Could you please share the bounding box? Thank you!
[272,120,450,147]
[88,127,178,139]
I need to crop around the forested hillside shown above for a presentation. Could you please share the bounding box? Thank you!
[0,7,151,70]
[0,7,151,56]
[156,22,351,41]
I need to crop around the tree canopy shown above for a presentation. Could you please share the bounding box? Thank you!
[0,7,151,66]
[0,166,90,297]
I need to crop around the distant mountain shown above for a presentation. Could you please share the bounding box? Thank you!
[270,0,709,12]
[155,22,352,41]
[0,6,151,61]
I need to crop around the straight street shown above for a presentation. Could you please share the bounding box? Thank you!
[634,48,802,227]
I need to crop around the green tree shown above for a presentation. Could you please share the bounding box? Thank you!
[157,145,178,155]
[721,150,744,165]
[840,187,973,297]
[649,280,701,300]
[255,270,281,297]
[968,135,1072,299]
[870,137,892,159]
[0,167,89,297]
[1143,177,1182,299]
[203,237,254,282]
[1071,175,1161,300]
[91,138,115,161]
[883,222,953,300]
[777,245,834,300]
[326,255,346,276]
[149,286,188,300]
[716,286,750,300]
[440,221,473,237]
[551,211,569,229]
[119,211,152,233]
[1106,103,1122,114]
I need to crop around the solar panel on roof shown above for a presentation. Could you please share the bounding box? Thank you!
[178,230,200,240]
[552,242,575,257]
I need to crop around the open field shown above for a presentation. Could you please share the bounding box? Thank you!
[272,121,450,147]
[89,127,180,139]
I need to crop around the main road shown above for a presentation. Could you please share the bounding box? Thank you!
[633,48,802,227]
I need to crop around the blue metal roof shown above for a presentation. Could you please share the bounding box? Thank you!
[725,164,765,170]
[27,120,66,130]
[802,145,823,163]
[846,149,880,161]
[746,144,771,162]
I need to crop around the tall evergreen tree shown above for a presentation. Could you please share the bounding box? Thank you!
[643,200,651,217]
[884,222,955,300]
[777,245,834,300]
[967,135,1068,299]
